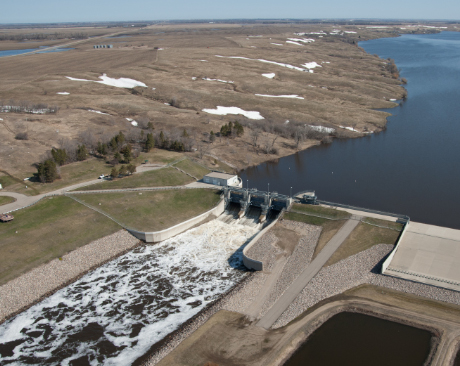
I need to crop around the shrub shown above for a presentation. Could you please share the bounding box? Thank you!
[15,132,28,140]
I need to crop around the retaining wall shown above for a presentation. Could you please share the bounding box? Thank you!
[242,218,280,271]
[381,219,410,273]
[128,198,225,243]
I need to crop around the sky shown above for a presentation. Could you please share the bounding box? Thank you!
[1,0,459,24]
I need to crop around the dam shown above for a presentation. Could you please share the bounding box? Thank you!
[222,186,292,225]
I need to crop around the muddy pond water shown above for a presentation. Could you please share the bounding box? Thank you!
[240,31,460,229]
[284,312,432,366]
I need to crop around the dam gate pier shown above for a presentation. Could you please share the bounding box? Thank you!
[222,187,293,224]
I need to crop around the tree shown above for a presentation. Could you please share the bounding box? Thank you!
[119,165,127,176]
[110,167,118,178]
[121,144,132,163]
[147,121,154,130]
[146,132,154,151]
[250,128,259,149]
[51,148,67,166]
[37,159,59,183]
[182,128,189,137]
[233,121,244,137]
[97,142,108,156]
[127,164,136,175]
[159,131,166,148]
[76,144,88,161]
[209,130,215,143]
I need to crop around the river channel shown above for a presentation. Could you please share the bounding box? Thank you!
[241,31,460,229]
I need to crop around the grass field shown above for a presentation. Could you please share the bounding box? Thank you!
[0,196,16,206]
[173,159,211,179]
[75,189,221,231]
[74,167,194,191]
[284,211,346,260]
[290,203,351,219]
[325,221,402,266]
[0,196,120,285]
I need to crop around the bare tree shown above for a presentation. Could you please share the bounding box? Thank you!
[250,128,260,150]
[196,140,210,159]
[294,130,304,149]
[262,135,278,155]
[78,129,97,151]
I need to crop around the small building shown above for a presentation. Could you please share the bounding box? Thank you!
[93,44,113,49]
[203,172,241,187]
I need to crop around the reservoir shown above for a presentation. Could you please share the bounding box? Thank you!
[0,47,73,57]
[241,31,460,229]
[284,312,432,366]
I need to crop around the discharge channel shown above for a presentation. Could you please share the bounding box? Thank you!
[0,220,257,365]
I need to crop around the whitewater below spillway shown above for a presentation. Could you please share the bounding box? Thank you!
[0,220,258,365]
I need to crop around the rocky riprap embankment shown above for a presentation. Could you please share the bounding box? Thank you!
[0,230,139,323]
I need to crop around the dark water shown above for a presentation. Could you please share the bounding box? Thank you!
[0,48,73,57]
[240,31,460,229]
[284,312,432,366]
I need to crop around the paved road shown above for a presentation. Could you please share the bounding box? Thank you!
[256,217,361,329]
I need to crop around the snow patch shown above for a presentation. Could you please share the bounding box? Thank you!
[126,118,138,126]
[203,78,234,84]
[88,109,110,115]
[287,38,315,43]
[308,125,335,133]
[66,74,147,89]
[262,73,275,79]
[56,92,70,95]
[302,62,322,70]
[202,106,264,120]
[286,41,303,46]
[339,125,359,132]
[270,43,283,46]
[216,55,314,73]
[344,31,357,34]
[255,94,304,100]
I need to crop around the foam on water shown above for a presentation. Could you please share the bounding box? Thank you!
[0,220,257,365]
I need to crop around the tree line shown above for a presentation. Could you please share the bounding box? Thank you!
[0,100,59,114]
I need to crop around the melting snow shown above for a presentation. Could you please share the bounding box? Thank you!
[56,92,70,95]
[88,110,110,115]
[270,43,283,46]
[287,38,315,43]
[344,31,357,34]
[202,106,264,120]
[255,94,304,100]
[302,62,322,70]
[286,41,303,46]
[202,78,234,84]
[66,74,147,89]
[262,73,275,79]
[308,125,335,133]
[126,118,138,126]
[340,125,360,132]
[216,55,316,73]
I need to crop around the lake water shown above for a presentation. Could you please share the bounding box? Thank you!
[284,312,432,366]
[240,31,460,229]
[0,48,73,57]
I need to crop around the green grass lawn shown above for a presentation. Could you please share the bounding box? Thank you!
[75,189,221,231]
[0,196,16,206]
[173,159,211,179]
[325,221,402,266]
[134,149,184,165]
[74,167,194,191]
[284,212,346,260]
[0,196,120,285]
[290,203,351,219]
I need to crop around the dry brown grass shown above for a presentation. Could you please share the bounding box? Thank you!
[0,22,412,180]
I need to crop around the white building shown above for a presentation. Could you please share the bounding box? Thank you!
[203,172,241,187]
